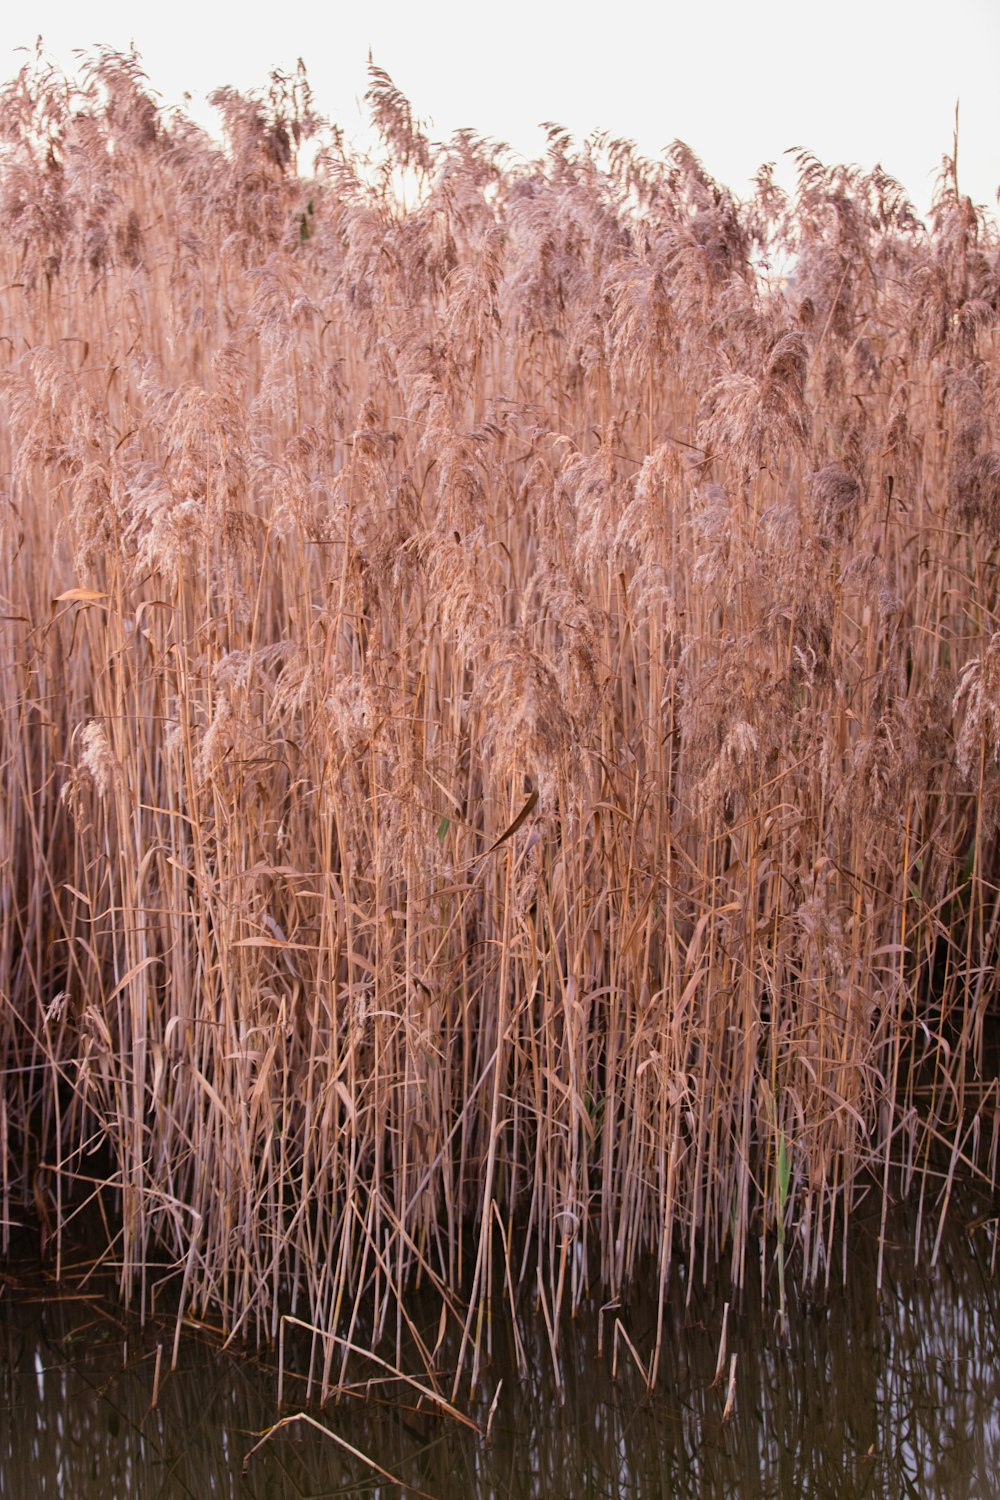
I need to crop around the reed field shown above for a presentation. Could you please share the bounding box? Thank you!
[0,50,998,1393]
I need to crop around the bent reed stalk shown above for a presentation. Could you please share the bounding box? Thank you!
[1,48,998,1392]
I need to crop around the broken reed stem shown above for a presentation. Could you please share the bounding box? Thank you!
[241,1411,437,1497]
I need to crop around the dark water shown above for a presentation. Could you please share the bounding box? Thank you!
[1,1187,998,1498]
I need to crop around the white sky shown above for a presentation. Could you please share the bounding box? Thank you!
[2,1,998,217]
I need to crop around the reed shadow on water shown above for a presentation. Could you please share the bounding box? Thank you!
[0,1187,998,1497]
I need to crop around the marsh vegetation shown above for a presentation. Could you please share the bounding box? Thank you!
[0,49,997,1402]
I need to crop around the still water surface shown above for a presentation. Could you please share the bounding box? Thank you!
[1,1187,997,1498]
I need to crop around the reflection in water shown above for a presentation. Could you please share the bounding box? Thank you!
[1,1188,998,1498]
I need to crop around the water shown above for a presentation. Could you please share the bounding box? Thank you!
[1,1186,998,1498]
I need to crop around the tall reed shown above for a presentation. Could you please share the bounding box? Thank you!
[1,47,998,1390]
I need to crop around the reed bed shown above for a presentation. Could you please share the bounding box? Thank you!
[0,49,998,1391]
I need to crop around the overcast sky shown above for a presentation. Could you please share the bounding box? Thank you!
[2,1,998,217]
